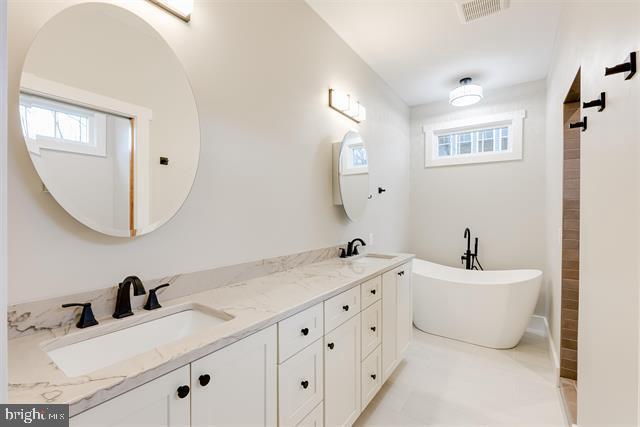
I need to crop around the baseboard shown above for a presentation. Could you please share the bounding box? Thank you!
[528,315,561,384]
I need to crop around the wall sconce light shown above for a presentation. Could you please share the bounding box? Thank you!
[147,0,193,22]
[329,89,366,123]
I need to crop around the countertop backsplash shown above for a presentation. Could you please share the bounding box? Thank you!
[7,245,341,339]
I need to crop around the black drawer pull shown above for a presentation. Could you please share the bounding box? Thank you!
[177,385,190,399]
[199,374,211,387]
[301,327,309,336]
[370,326,376,332]
[370,289,376,295]
[397,271,405,276]
[343,305,349,311]
[371,374,377,380]
[301,380,309,389]
[327,342,335,350]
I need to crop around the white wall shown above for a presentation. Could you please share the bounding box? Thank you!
[545,3,639,425]
[1,0,8,404]
[409,80,547,314]
[7,0,411,304]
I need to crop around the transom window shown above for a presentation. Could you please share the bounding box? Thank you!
[436,126,509,159]
[19,93,107,157]
[350,144,368,167]
[423,110,526,167]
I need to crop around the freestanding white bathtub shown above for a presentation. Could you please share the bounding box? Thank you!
[412,259,542,349]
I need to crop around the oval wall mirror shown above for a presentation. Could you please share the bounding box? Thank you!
[335,130,369,221]
[19,3,200,237]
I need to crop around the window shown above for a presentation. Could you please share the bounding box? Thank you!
[423,110,526,167]
[341,142,368,175]
[436,126,509,159]
[20,93,107,157]
[350,144,368,167]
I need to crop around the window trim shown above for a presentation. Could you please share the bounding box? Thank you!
[423,110,526,167]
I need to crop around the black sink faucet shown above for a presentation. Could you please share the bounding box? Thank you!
[113,276,146,319]
[346,238,366,257]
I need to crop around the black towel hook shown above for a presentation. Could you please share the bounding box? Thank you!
[605,51,636,80]
[569,116,587,132]
[583,92,606,112]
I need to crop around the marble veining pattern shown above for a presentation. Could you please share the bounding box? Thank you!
[8,246,340,339]
[8,253,413,416]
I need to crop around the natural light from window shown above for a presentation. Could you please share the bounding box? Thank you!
[436,126,509,159]
[20,95,92,144]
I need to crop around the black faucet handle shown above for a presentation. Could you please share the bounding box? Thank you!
[62,302,99,329]
[144,283,170,311]
[151,283,170,293]
[339,248,347,258]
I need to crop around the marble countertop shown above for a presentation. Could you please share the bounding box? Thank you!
[8,252,413,416]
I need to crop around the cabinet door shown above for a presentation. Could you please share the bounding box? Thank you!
[191,325,277,427]
[70,366,190,427]
[324,313,361,427]
[381,268,398,382]
[278,339,324,427]
[397,262,413,357]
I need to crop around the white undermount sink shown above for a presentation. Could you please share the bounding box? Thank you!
[364,253,396,260]
[45,306,232,377]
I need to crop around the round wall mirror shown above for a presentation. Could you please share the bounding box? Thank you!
[337,130,369,221]
[19,3,200,237]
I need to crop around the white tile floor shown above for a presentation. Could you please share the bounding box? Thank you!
[355,328,567,427]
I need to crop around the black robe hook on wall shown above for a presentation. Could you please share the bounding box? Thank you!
[583,92,606,112]
[569,116,588,132]
[605,51,636,80]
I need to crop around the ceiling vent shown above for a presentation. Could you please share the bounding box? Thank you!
[456,0,509,23]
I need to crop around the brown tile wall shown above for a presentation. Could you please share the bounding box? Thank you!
[560,102,581,381]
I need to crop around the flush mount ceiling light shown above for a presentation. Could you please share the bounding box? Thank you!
[329,89,366,123]
[449,77,483,107]
[147,0,193,22]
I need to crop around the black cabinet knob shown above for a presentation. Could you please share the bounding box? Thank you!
[370,326,376,332]
[177,385,190,399]
[327,342,335,350]
[301,327,309,336]
[370,289,376,295]
[199,374,211,387]
[397,271,405,276]
[371,374,377,380]
[301,380,309,389]
[342,305,349,311]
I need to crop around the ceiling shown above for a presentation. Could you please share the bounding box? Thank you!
[306,0,563,106]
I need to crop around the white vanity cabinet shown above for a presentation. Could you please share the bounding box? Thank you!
[324,313,362,427]
[382,263,413,382]
[70,326,277,427]
[70,365,191,427]
[190,325,277,426]
[69,261,413,427]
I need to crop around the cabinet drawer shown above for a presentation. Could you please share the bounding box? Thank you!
[324,286,360,333]
[278,339,324,427]
[296,402,323,427]
[360,275,381,308]
[279,303,324,363]
[361,345,382,410]
[361,300,382,359]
